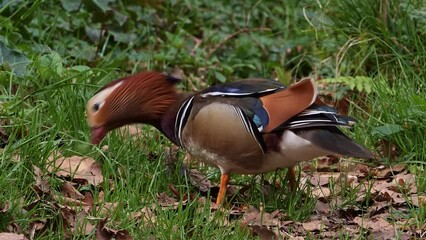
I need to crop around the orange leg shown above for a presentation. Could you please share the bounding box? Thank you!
[287,167,296,191]
[216,173,230,205]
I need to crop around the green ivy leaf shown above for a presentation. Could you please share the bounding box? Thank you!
[90,0,113,13]
[60,0,82,12]
[372,124,404,138]
[37,52,64,78]
[0,41,30,77]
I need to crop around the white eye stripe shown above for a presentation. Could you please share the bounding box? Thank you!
[88,81,123,113]
[94,101,105,112]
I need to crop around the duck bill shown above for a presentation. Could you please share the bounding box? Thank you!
[91,127,107,144]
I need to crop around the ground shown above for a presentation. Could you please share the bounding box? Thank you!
[0,0,425,239]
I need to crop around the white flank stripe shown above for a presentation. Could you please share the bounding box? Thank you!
[175,96,194,146]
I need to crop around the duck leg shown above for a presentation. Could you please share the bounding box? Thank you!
[287,166,296,191]
[216,173,230,205]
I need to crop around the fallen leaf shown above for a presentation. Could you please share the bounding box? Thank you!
[96,218,132,240]
[119,125,143,139]
[47,155,103,186]
[374,190,392,202]
[242,206,280,227]
[381,189,405,204]
[0,120,9,147]
[390,172,416,194]
[372,179,392,193]
[0,233,28,240]
[6,222,23,234]
[61,182,84,200]
[241,206,282,239]
[156,192,182,209]
[315,200,330,215]
[71,211,95,236]
[353,216,392,229]
[33,166,50,195]
[29,220,47,240]
[302,219,324,232]
[410,195,426,207]
[186,168,215,193]
[11,154,20,163]
[353,216,395,239]
[0,201,10,213]
[130,206,157,225]
[250,225,278,240]
[369,201,390,215]
[309,173,339,187]
[319,231,337,238]
[390,164,405,173]
[98,202,119,216]
[311,187,331,199]
[316,156,338,172]
[82,192,94,207]
[357,164,370,177]
[372,165,392,179]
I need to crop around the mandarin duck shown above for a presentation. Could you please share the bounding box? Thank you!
[87,71,373,204]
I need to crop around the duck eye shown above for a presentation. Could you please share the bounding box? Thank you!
[93,103,100,112]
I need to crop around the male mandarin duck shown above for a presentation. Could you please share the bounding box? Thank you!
[86,71,373,204]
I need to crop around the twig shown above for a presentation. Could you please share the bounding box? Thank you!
[206,27,271,59]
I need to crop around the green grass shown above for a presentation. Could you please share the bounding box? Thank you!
[1,0,425,239]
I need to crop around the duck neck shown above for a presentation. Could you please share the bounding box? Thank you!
[156,93,194,145]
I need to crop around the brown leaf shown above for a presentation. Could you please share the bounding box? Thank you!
[309,173,339,187]
[96,218,132,240]
[381,189,406,204]
[250,225,278,240]
[302,219,324,232]
[82,192,94,206]
[372,179,393,193]
[6,222,23,234]
[390,164,405,173]
[186,168,214,193]
[353,216,392,229]
[410,195,426,207]
[29,220,47,240]
[0,201,10,213]
[357,163,370,177]
[33,166,50,194]
[241,206,282,239]
[156,192,182,209]
[371,165,392,179]
[242,206,280,227]
[0,120,9,147]
[315,200,330,215]
[311,187,331,199]
[61,182,84,200]
[0,233,28,240]
[374,190,392,202]
[98,202,119,216]
[353,217,395,239]
[71,211,95,236]
[118,125,143,139]
[130,206,157,225]
[47,155,103,186]
[319,231,337,239]
[390,172,416,194]
[97,191,105,203]
[316,156,338,172]
[369,201,390,216]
